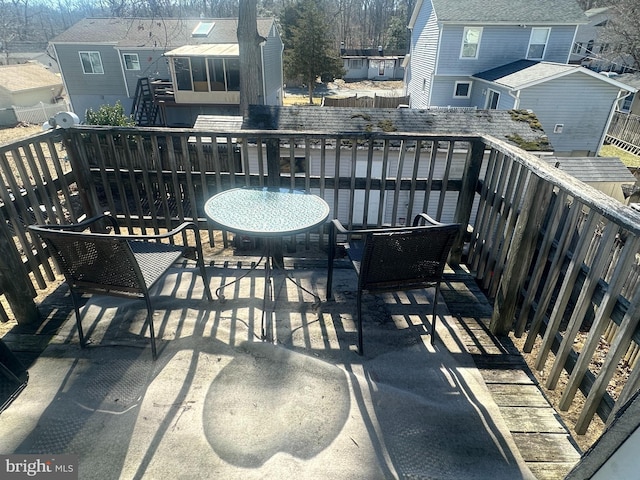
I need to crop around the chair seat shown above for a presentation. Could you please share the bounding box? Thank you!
[344,241,364,274]
[129,241,185,290]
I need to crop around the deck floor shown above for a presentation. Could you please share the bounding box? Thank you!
[1,256,582,478]
[440,269,582,480]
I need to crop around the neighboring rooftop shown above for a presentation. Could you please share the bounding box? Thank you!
[474,60,638,92]
[242,105,554,151]
[49,17,274,48]
[0,62,62,92]
[415,0,587,24]
[546,156,637,183]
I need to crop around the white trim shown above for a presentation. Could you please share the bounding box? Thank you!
[485,89,500,109]
[78,51,104,75]
[122,53,141,71]
[453,80,472,98]
[460,26,482,59]
[527,27,551,60]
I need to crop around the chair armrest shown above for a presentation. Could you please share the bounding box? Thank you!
[412,213,443,227]
[111,222,199,242]
[31,213,120,233]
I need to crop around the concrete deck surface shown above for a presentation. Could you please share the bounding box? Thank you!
[0,260,535,479]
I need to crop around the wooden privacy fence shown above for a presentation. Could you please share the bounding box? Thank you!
[322,94,409,108]
[0,124,639,437]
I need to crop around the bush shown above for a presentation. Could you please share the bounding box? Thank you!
[85,101,135,126]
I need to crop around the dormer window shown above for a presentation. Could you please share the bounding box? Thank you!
[192,22,215,37]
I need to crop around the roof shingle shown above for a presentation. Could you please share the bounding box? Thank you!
[241,105,553,151]
[430,0,587,24]
[50,17,274,48]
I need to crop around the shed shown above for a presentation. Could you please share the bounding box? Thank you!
[545,156,636,203]
[0,62,63,108]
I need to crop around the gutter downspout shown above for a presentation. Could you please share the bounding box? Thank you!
[509,89,521,109]
[261,41,267,105]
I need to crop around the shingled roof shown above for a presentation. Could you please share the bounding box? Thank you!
[428,0,587,24]
[242,105,553,151]
[50,17,274,48]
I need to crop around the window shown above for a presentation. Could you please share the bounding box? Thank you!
[349,59,363,69]
[586,40,595,53]
[79,51,104,74]
[123,53,140,70]
[174,57,192,91]
[461,27,482,59]
[486,89,500,109]
[573,42,583,54]
[454,81,471,98]
[192,21,215,37]
[527,28,550,60]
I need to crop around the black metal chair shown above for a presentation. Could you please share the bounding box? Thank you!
[327,213,460,355]
[29,214,213,360]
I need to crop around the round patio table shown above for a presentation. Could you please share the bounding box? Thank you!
[204,187,330,340]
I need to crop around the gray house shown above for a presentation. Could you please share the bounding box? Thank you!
[403,0,636,155]
[405,0,587,108]
[472,60,635,155]
[340,46,405,81]
[50,17,284,126]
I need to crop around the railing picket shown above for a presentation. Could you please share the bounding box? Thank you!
[534,211,600,370]
[575,287,640,434]
[546,223,618,389]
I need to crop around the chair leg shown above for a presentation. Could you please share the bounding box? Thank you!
[144,296,158,360]
[69,290,86,348]
[197,254,213,302]
[432,283,440,346]
[357,290,364,355]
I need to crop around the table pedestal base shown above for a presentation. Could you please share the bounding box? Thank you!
[215,240,321,342]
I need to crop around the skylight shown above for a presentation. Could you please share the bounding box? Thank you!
[192,22,215,37]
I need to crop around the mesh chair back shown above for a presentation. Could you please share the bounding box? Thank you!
[32,228,143,294]
[359,223,459,292]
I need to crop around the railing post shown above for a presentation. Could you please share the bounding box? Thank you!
[62,130,102,219]
[266,137,284,266]
[0,222,38,325]
[489,173,553,335]
[451,139,485,264]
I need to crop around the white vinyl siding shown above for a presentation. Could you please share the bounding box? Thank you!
[460,27,482,59]
[407,3,439,107]
[517,73,621,154]
[527,28,550,60]
[79,51,103,74]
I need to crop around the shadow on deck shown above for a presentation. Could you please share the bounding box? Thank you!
[0,255,581,479]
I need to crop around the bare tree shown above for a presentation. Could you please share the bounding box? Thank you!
[238,0,265,118]
[599,0,640,72]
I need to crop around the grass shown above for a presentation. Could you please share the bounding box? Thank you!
[600,144,640,167]
[283,94,322,106]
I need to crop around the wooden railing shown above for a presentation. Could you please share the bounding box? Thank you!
[606,111,640,155]
[1,124,639,438]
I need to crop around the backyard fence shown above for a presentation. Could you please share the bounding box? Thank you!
[12,102,71,126]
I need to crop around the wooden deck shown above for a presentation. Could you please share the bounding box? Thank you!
[441,269,582,480]
[2,261,584,478]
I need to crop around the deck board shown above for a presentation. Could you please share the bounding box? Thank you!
[441,269,582,479]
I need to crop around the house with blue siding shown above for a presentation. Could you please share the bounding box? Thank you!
[404,0,635,155]
[50,17,283,126]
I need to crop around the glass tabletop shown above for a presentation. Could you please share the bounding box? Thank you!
[204,187,330,237]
